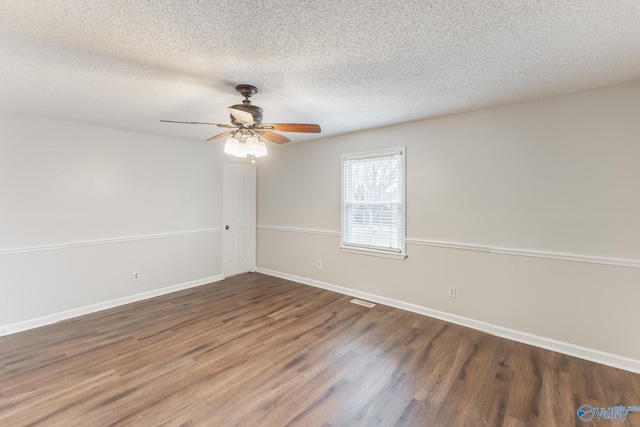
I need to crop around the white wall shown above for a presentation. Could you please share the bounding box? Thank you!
[0,112,224,331]
[2,80,639,371]
[256,80,640,369]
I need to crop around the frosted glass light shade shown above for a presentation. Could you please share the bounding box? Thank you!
[224,137,240,155]
[255,140,268,157]
[235,142,248,158]
[245,136,260,155]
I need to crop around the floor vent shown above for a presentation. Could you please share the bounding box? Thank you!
[350,299,376,308]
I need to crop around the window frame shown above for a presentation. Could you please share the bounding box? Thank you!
[340,147,407,260]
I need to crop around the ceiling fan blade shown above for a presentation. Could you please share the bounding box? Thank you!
[228,107,254,126]
[161,120,231,127]
[263,123,321,133]
[260,130,291,144]
[205,130,235,142]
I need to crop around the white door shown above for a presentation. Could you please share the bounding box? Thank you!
[223,164,256,277]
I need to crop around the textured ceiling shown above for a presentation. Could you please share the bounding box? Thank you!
[1,1,639,144]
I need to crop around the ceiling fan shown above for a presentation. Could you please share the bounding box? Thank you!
[161,84,321,160]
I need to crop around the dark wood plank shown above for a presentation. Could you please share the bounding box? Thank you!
[1,272,639,426]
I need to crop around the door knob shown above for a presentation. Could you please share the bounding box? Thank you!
[225,225,230,230]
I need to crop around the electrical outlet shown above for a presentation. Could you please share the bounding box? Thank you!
[133,271,140,281]
[448,287,456,298]
[317,260,323,269]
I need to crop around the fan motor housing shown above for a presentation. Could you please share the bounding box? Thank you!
[229,103,263,125]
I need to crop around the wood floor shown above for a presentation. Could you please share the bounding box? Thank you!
[1,273,639,426]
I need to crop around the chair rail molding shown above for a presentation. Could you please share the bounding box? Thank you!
[257,225,640,269]
[0,228,223,256]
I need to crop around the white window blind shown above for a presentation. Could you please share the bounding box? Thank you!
[342,149,405,255]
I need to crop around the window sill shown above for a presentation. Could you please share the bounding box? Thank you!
[339,246,408,260]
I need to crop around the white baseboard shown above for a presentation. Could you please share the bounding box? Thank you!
[256,267,640,375]
[0,275,224,337]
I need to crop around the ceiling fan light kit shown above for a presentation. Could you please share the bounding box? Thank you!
[161,84,321,163]
[224,133,268,162]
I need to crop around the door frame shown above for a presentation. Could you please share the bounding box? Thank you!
[222,163,256,277]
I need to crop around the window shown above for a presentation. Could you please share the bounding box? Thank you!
[341,147,406,259]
